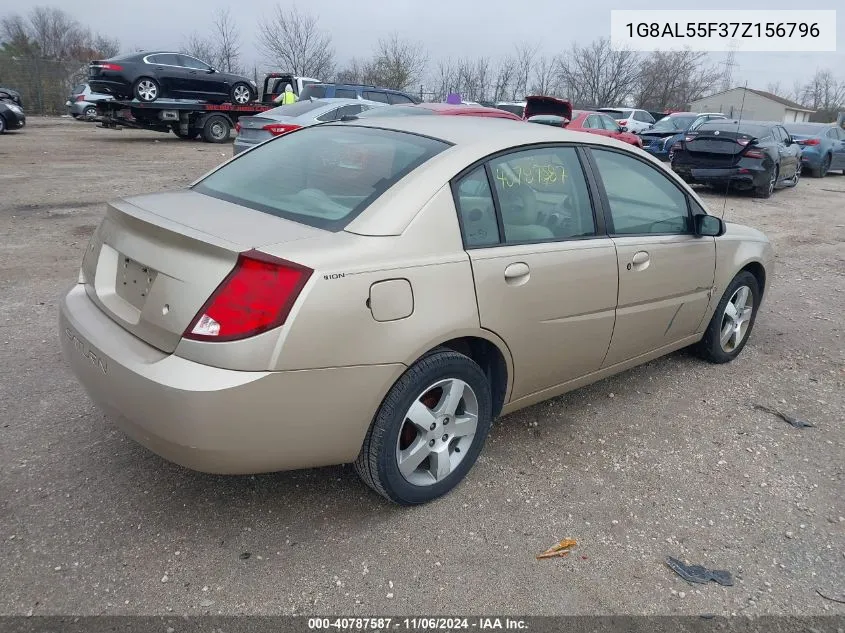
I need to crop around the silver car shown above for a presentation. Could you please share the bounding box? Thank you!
[233,97,386,155]
[66,83,113,119]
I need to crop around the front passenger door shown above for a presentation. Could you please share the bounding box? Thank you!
[457,146,619,401]
[589,148,716,366]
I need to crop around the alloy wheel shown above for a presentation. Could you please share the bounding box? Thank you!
[720,285,754,353]
[395,378,479,486]
[232,85,251,104]
[136,80,157,101]
[767,167,777,196]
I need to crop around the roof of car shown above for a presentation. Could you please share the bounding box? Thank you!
[412,102,522,118]
[307,82,407,93]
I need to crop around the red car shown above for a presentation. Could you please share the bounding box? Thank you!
[522,96,643,148]
[354,101,523,120]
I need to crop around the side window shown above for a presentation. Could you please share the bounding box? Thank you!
[336,104,364,118]
[826,128,838,139]
[771,127,785,143]
[837,128,845,141]
[600,115,619,131]
[335,88,357,99]
[388,93,414,105]
[454,167,499,248]
[363,91,389,103]
[152,54,180,66]
[179,56,211,70]
[592,148,691,235]
[584,115,601,129]
[489,147,596,243]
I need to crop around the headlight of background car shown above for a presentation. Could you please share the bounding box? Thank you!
[7,104,23,115]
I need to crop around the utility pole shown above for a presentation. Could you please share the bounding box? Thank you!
[719,42,739,92]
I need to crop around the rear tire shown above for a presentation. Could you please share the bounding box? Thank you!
[200,115,231,143]
[0,115,5,134]
[810,154,831,178]
[695,271,760,364]
[133,77,160,103]
[354,349,493,505]
[83,106,97,118]
[754,165,777,198]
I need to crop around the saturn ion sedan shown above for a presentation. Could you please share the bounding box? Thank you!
[59,116,773,505]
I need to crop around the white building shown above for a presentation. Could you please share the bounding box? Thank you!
[689,87,814,123]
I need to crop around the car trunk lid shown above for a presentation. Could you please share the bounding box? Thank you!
[237,115,300,143]
[523,95,573,122]
[684,130,758,166]
[80,190,325,353]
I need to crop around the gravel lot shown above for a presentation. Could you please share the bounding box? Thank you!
[1,118,843,617]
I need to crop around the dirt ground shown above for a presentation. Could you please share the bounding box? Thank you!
[1,118,843,616]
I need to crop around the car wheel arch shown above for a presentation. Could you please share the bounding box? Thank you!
[740,261,766,300]
[403,331,513,418]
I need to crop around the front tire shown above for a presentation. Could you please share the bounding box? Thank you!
[354,349,493,505]
[0,115,5,134]
[133,77,160,102]
[695,271,760,364]
[230,82,253,105]
[810,154,831,178]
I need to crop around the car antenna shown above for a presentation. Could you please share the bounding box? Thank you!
[720,80,748,221]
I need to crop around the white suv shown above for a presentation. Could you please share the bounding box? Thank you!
[597,107,655,133]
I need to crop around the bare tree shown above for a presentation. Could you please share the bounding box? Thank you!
[492,56,516,102]
[529,55,560,96]
[364,33,427,90]
[558,38,640,107]
[257,5,334,78]
[182,32,216,65]
[800,69,845,112]
[766,81,784,98]
[511,43,537,100]
[211,8,241,73]
[635,49,721,111]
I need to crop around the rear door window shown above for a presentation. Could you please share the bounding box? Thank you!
[149,53,180,66]
[363,91,390,103]
[193,126,450,231]
[335,88,357,99]
[388,93,415,104]
[179,55,211,70]
[599,115,619,131]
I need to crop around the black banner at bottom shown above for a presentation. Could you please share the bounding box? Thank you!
[0,616,843,633]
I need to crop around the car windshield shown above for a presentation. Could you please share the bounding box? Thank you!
[355,106,435,117]
[496,104,525,117]
[783,124,827,135]
[263,100,325,117]
[193,125,450,231]
[599,109,625,118]
[650,116,696,132]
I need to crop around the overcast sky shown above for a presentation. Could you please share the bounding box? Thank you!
[17,0,845,92]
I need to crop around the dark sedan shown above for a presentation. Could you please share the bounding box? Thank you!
[88,52,256,104]
[671,120,802,198]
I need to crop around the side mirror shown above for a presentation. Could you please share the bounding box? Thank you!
[695,214,725,237]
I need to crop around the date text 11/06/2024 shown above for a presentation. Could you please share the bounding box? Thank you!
[307,617,529,631]
[625,22,820,39]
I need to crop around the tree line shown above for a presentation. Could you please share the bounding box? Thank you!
[3,3,844,120]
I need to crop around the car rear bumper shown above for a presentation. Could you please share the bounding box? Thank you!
[673,164,768,189]
[88,78,131,96]
[798,148,822,168]
[59,283,403,474]
[642,145,670,160]
[67,101,98,117]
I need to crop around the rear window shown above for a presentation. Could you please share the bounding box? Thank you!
[300,85,327,99]
[650,115,696,131]
[263,99,324,117]
[72,84,86,94]
[193,125,450,231]
[697,122,770,137]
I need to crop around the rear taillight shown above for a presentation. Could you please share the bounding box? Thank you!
[75,94,86,101]
[98,63,123,71]
[262,123,301,136]
[799,138,820,146]
[184,250,312,342]
[234,122,241,133]
[744,148,765,159]
[618,119,627,125]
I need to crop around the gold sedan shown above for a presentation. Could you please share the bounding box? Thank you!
[59,115,773,504]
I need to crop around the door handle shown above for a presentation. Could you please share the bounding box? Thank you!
[504,262,530,285]
[627,251,650,271]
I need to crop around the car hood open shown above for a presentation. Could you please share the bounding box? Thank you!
[523,95,572,122]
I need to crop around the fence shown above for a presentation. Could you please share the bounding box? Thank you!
[0,55,85,115]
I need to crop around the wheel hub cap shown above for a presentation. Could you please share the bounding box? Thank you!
[395,378,479,486]
[720,285,754,352]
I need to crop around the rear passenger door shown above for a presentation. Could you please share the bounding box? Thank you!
[587,147,716,366]
[146,53,186,96]
[454,146,619,401]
